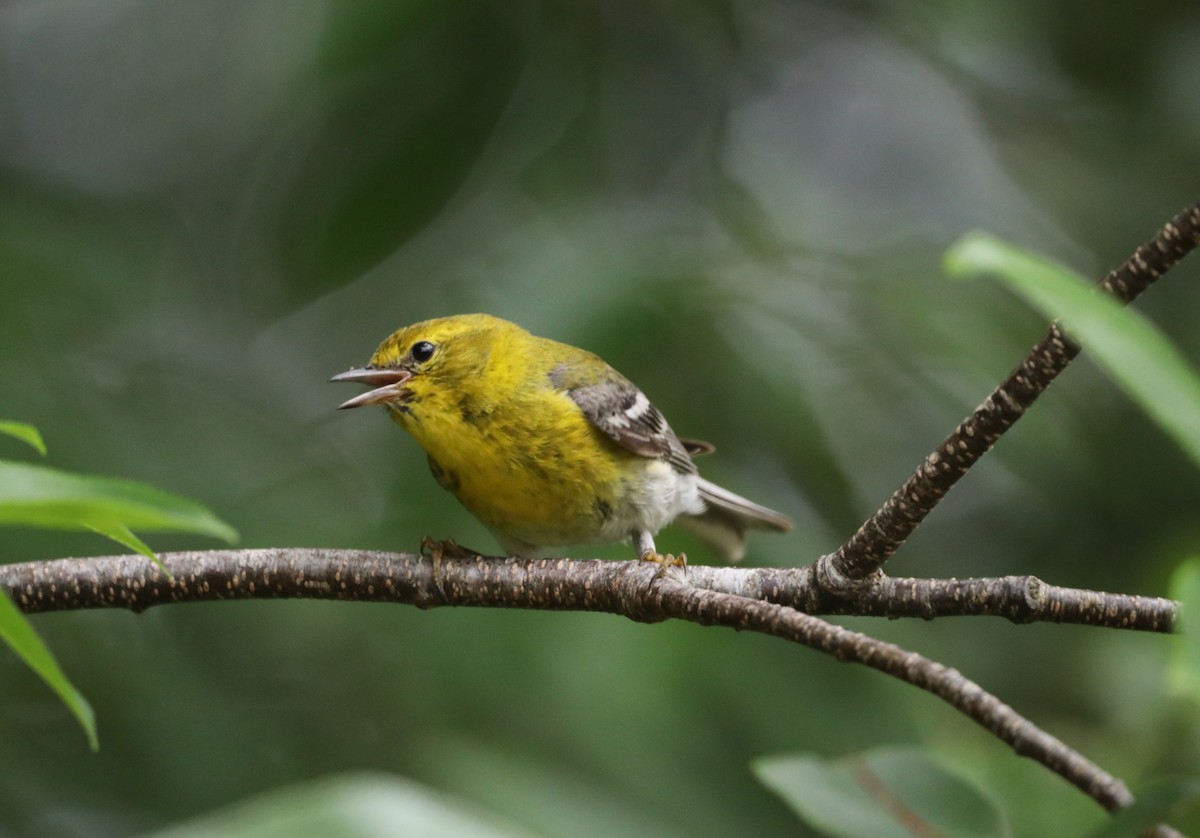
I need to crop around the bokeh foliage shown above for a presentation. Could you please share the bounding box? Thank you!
[2,1,1199,835]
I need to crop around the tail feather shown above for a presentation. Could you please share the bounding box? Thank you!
[680,477,792,562]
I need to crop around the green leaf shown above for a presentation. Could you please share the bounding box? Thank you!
[945,233,1200,470]
[84,521,173,578]
[0,588,97,751]
[1167,558,1200,704]
[0,460,238,544]
[143,772,537,838]
[0,421,47,456]
[753,747,1009,838]
[0,459,229,744]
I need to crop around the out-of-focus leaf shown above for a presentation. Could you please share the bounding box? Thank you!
[1167,558,1200,704]
[0,589,97,751]
[1087,779,1200,838]
[0,460,238,544]
[280,5,522,295]
[144,772,537,838]
[945,233,1200,469]
[753,747,1008,838]
[0,421,46,456]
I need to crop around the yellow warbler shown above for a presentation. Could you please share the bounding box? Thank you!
[333,314,791,562]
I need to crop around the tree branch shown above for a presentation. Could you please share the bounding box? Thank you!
[2,550,1178,631]
[820,203,1200,586]
[0,547,1135,813]
[797,572,1178,631]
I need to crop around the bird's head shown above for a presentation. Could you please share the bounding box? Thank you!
[331,313,517,412]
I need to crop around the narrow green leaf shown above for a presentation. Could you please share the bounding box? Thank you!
[945,233,1200,469]
[0,589,97,751]
[0,460,238,543]
[753,747,1008,838]
[1167,558,1200,704]
[84,521,173,579]
[0,457,229,745]
[0,421,47,456]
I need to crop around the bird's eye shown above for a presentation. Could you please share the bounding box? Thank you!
[410,341,436,363]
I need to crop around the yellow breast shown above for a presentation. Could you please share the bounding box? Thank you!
[389,384,630,544]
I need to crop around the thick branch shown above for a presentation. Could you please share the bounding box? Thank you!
[1,550,1178,632]
[0,548,1134,814]
[821,203,1200,584]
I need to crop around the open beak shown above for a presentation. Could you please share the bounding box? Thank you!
[330,367,413,410]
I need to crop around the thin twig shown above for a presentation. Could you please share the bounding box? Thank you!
[791,572,1177,631]
[820,203,1200,586]
[0,548,1134,813]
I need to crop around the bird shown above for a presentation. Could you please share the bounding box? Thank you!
[332,313,791,562]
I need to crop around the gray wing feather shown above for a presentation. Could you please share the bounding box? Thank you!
[554,370,698,475]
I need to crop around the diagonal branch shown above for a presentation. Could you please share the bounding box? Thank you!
[649,576,1134,813]
[0,547,1135,814]
[819,203,1200,587]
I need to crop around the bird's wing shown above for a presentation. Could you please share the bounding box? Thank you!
[549,361,698,475]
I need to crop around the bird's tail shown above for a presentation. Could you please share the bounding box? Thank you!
[680,477,793,563]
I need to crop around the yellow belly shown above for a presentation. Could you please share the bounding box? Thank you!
[390,391,630,545]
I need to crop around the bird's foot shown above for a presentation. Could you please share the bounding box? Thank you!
[638,550,687,569]
[419,537,479,604]
[420,536,478,561]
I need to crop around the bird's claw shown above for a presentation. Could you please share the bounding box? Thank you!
[420,536,478,604]
[639,550,687,569]
[420,536,477,560]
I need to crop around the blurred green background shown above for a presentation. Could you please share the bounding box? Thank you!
[2,1,1199,835]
